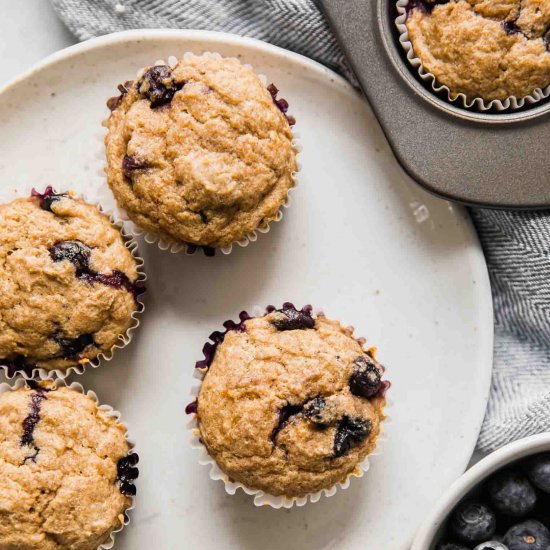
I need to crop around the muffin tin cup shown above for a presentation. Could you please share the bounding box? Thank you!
[99,51,301,257]
[0,185,147,381]
[395,0,550,111]
[186,304,390,508]
[0,377,137,550]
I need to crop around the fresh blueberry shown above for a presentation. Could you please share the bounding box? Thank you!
[49,240,92,276]
[270,303,315,331]
[349,355,382,398]
[333,416,371,458]
[437,544,470,550]
[488,469,537,517]
[531,491,550,529]
[503,520,550,550]
[474,542,509,550]
[137,65,183,108]
[449,501,497,544]
[527,454,550,494]
[117,453,139,496]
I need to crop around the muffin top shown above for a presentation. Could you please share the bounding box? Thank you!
[105,54,297,249]
[196,305,387,498]
[0,383,137,550]
[405,0,550,101]
[0,189,142,375]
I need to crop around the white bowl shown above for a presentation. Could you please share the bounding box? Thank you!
[412,433,550,549]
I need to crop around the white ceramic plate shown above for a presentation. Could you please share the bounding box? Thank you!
[0,30,493,550]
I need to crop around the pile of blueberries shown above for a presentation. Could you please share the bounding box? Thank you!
[438,453,550,550]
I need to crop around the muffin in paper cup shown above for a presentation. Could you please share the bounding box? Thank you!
[0,185,146,380]
[0,378,138,549]
[102,52,301,257]
[186,304,390,508]
[395,0,550,111]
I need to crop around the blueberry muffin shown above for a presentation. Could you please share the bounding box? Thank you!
[0,382,138,550]
[104,54,297,250]
[0,189,143,376]
[191,304,388,498]
[404,0,550,101]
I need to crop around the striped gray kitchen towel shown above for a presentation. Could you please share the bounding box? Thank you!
[51,0,550,454]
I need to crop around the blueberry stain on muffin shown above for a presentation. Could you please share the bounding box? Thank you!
[117,452,139,496]
[50,240,92,276]
[269,303,315,331]
[49,239,144,300]
[20,385,49,463]
[31,186,68,213]
[52,332,95,359]
[195,311,251,370]
[122,154,151,179]
[333,416,372,458]
[137,65,185,108]
[303,396,328,425]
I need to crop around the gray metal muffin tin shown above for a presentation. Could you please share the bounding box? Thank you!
[318,0,550,208]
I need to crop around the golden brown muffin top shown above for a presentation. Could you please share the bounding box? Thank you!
[196,305,387,497]
[0,190,141,375]
[405,0,550,101]
[0,383,136,550]
[105,54,297,249]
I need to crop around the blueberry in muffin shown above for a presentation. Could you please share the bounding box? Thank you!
[0,189,144,376]
[404,0,550,101]
[189,304,388,498]
[104,54,297,250]
[0,382,138,549]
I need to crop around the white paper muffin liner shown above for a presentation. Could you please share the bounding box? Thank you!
[395,0,550,111]
[0,185,147,381]
[186,304,391,508]
[0,377,137,549]
[99,51,301,256]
